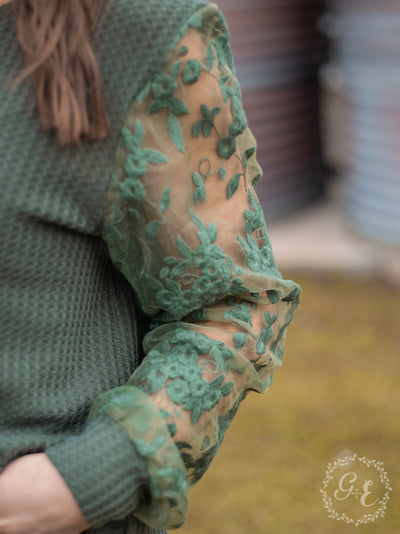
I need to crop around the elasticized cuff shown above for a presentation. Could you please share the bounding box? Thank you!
[46,415,150,528]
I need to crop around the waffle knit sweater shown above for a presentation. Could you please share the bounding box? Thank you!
[1,0,302,532]
[0,1,207,533]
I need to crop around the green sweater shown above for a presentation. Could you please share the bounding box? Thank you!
[0,1,300,533]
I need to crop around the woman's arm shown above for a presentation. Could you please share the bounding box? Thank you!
[0,6,299,533]
[95,4,300,528]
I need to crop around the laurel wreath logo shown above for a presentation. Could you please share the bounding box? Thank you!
[320,454,392,526]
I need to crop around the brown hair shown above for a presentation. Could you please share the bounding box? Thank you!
[12,0,110,146]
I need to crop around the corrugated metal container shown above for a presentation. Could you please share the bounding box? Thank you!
[217,0,326,220]
[321,0,400,245]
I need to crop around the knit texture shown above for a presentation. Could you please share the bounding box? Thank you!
[0,1,207,533]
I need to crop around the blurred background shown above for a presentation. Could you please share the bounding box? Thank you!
[179,0,400,532]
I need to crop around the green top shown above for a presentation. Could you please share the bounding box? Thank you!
[0,1,300,533]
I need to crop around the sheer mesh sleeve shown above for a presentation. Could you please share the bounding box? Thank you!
[97,4,300,529]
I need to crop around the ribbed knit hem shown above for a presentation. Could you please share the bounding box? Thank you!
[46,415,150,528]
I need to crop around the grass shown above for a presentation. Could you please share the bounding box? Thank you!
[177,273,399,534]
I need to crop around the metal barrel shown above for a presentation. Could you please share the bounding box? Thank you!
[321,0,400,245]
[217,0,326,220]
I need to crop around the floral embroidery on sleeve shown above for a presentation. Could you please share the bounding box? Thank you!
[101,3,300,530]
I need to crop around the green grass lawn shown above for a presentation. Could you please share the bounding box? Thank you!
[178,273,399,534]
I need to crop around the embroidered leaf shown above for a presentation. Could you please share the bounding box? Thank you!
[176,236,192,259]
[192,405,203,425]
[257,338,267,356]
[206,223,217,243]
[252,172,262,186]
[179,45,188,56]
[145,274,164,292]
[143,149,167,164]
[233,333,247,351]
[147,100,167,114]
[220,381,234,396]
[145,221,161,239]
[167,97,189,116]
[209,375,224,389]
[167,422,177,436]
[121,127,138,153]
[159,186,170,213]
[168,113,184,153]
[192,120,203,138]
[243,147,256,167]
[174,407,183,420]
[193,172,206,205]
[133,120,145,144]
[128,208,140,220]
[203,123,212,137]
[209,346,225,371]
[136,81,151,103]
[206,43,214,71]
[197,229,211,248]
[165,278,181,294]
[171,60,181,78]
[189,210,206,231]
[159,267,169,279]
[164,256,179,266]
[219,167,226,180]
[227,173,241,199]
[170,260,191,278]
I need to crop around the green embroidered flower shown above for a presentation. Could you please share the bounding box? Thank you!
[143,366,169,393]
[146,214,248,317]
[229,109,247,137]
[177,331,211,354]
[218,136,236,159]
[170,346,199,366]
[198,258,227,281]
[182,364,203,382]
[189,376,209,398]
[167,378,191,404]
[148,73,189,116]
[183,59,202,84]
[119,177,146,203]
[193,104,220,138]
[151,73,176,99]
[165,360,185,380]
[125,153,148,176]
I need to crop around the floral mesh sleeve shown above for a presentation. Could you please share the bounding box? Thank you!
[98,4,300,530]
